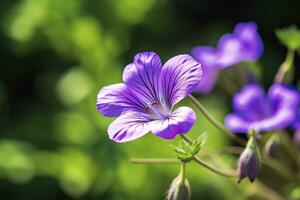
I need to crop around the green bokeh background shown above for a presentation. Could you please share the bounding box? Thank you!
[0,0,299,199]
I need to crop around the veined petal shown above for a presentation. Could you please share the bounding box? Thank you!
[108,112,152,143]
[160,54,202,106]
[97,83,145,117]
[123,52,162,105]
[232,84,268,121]
[151,107,196,139]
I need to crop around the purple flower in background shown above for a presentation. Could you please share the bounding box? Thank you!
[97,52,202,143]
[293,108,300,146]
[225,83,299,133]
[192,22,263,93]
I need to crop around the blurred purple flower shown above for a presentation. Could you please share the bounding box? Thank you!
[191,22,263,93]
[225,83,299,133]
[96,52,202,142]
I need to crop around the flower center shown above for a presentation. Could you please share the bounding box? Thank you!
[145,101,170,120]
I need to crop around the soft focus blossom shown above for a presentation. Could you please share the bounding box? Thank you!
[225,83,299,133]
[96,52,202,142]
[191,22,263,93]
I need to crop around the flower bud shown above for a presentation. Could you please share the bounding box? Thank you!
[237,137,260,183]
[294,130,300,148]
[265,135,280,157]
[167,177,191,200]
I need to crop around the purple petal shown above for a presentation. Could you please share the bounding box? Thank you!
[268,83,300,109]
[160,54,202,106]
[97,84,127,117]
[194,65,219,93]
[217,22,263,69]
[226,104,297,133]
[97,83,142,117]
[225,114,251,133]
[151,107,196,139]
[108,111,152,143]
[232,84,269,121]
[123,52,162,105]
[251,108,296,131]
[191,47,220,93]
[234,22,264,61]
[217,34,243,68]
[191,46,219,67]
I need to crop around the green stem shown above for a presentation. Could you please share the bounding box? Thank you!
[131,158,178,164]
[192,156,236,177]
[187,95,245,145]
[180,134,193,145]
[274,49,294,83]
[179,162,186,186]
[179,135,236,177]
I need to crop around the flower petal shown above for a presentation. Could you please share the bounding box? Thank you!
[232,84,268,121]
[123,52,162,105]
[191,47,220,93]
[268,83,300,109]
[217,34,243,68]
[97,83,145,117]
[151,107,196,139]
[191,46,219,68]
[194,65,219,94]
[234,22,263,61]
[225,114,251,133]
[108,112,152,143]
[160,54,202,106]
[225,107,297,133]
[252,108,296,131]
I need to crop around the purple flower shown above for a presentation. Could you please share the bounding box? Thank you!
[191,22,263,93]
[225,83,300,133]
[96,52,202,143]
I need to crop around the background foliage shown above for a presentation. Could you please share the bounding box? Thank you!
[0,0,299,199]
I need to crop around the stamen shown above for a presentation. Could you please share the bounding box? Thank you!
[145,101,158,111]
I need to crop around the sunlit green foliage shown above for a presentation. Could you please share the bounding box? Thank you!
[276,26,300,50]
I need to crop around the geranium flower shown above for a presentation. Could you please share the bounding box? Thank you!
[96,52,202,142]
[191,22,263,93]
[225,83,299,133]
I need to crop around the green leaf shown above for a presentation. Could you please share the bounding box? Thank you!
[276,26,300,50]
[174,133,208,162]
[191,133,208,155]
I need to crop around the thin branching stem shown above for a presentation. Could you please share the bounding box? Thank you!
[187,95,246,145]
[131,158,179,164]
